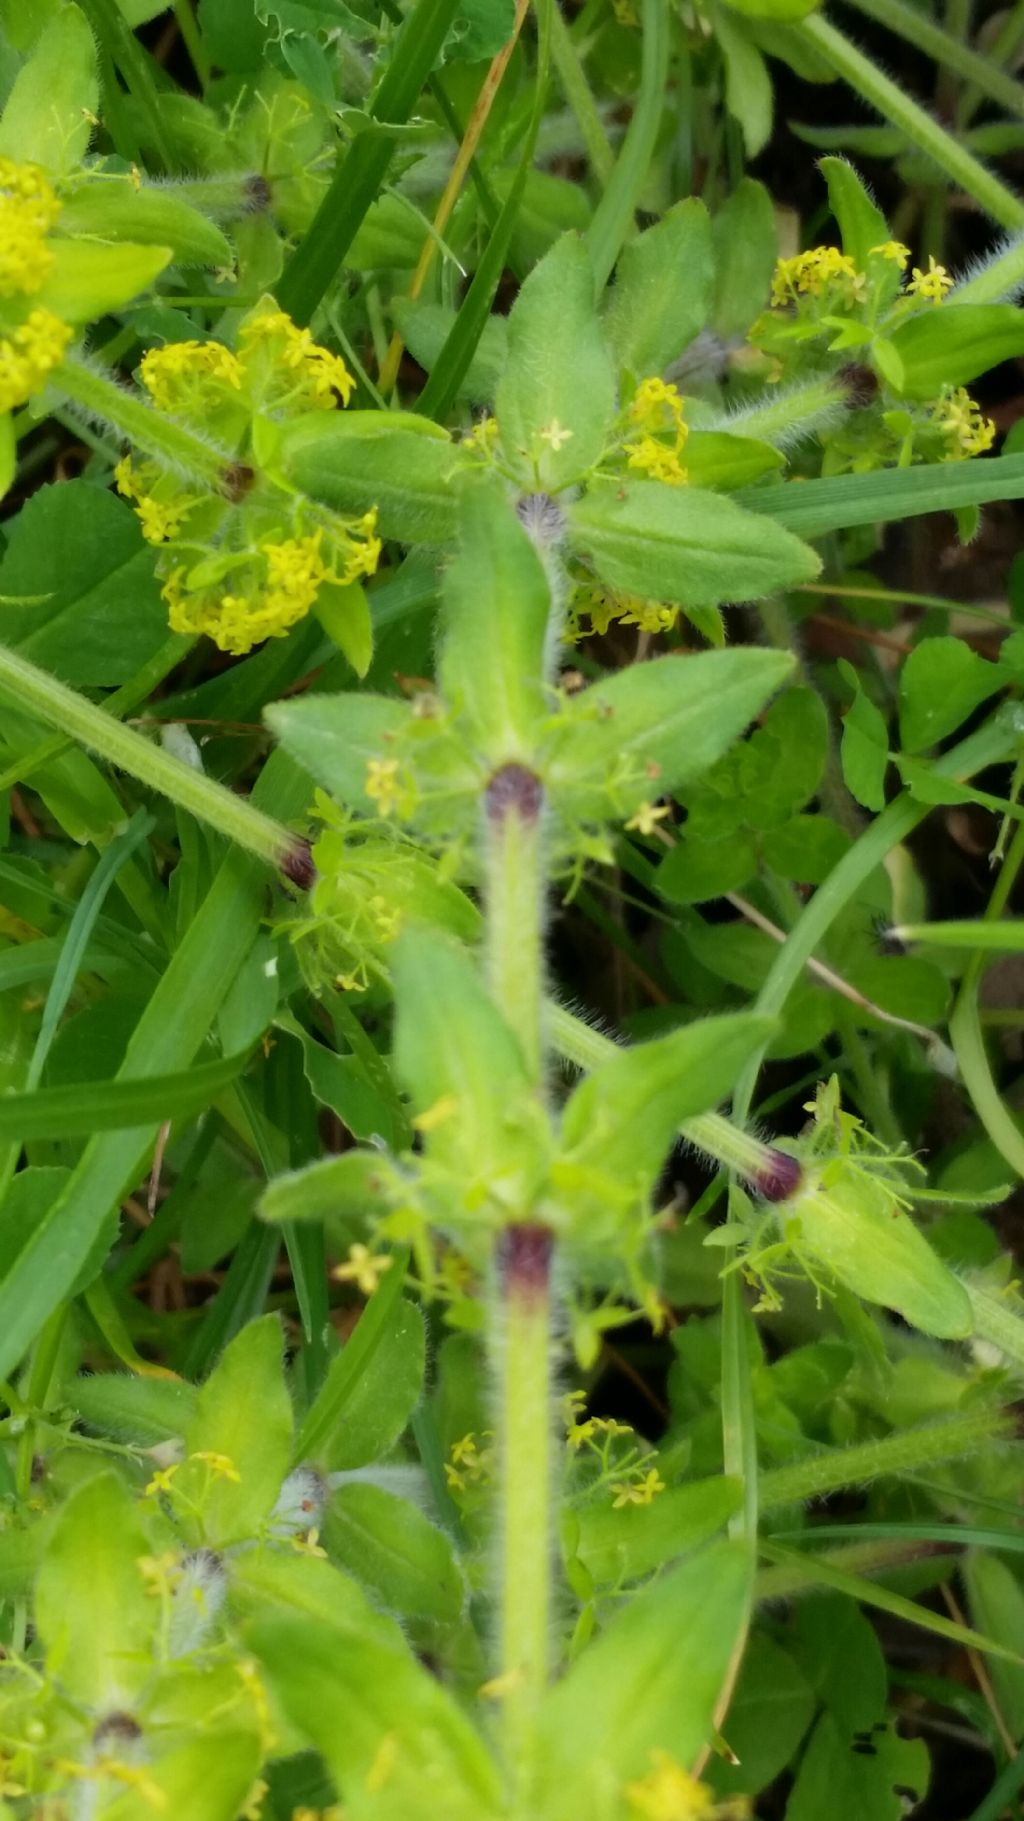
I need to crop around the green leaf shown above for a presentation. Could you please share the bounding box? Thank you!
[228,1548,390,1638]
[313,1297,424,1472]
[35,1470,158,1705]
[560,1012,776,1186]
[838,657,889,810]
[547,646,796,814]
[571,1474,742,1585]
[783,1172,972,1338]
[392,299,507,405]
[566,479,821,608]
[708,1632,816,1800]
[439,477,552,759]
[733,452,1024,534]
[820,155,890,268]
[69,1371,198,1445]
[104,1734,261,1821]
[0,1048,251,1139]
[533,1540,752,1817]
[602,198,714,378]
[443,0,516,62]
[0,1,97,172]
[786,1715,929,1821]
[279,414,460,544]
[251,1611,504,1821]
[39,238,171,321]
[714,5,773,158]
[712,178,777,339]
[181,1314,293,1543]
[325,1483,466,1622]
[264,692,412,810]
[391,926,545,1179]
[684,430,784,490]
[495,232,616,491]
[964,1552,1024,1739]
[58,183,233,267]
[0,483,171,685]
[295,1249,410,1461]
[888,303,1024,399]
[262,1151,398,1229]
[899,636,1003,752]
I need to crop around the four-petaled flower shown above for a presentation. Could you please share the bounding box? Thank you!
[625,801,671,836]
[907,255,953,303]
[612,1467,665,1508]
[539,418,573,450]
[333,1242,392,1296]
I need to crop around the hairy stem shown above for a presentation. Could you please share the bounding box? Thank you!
[0,644,308,880]
[759,1407,1014,1508]
[484,765,547,1082]
[55,354,232,488]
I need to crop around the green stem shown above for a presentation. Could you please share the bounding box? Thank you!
[484,775,546,1082]
[842,0,1024,120]
[78,0,176,171]
[549,3,615,186]
[15,1308,68,1501]
[949,819,1024,1178]
[0,644,305,878]
[494,1225,553,1789]
[759,1407,1013,1509]
[0,633,191,795]
[585,0,670,291]
[55,355,232,489]
[798,13,1024,229]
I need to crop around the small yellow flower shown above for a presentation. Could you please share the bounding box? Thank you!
[770,244,861,307]
[365,756,401,817]
[289,1526,328,1558]
[139,338,244,410]
[0,307,71,413]
[191,1449,241,1482]
[869,239,911,269]
[242,1777,270,1820]
[612,1467,665,1508]
[239,307,354,408]
[907,255,953,303]
[135,492,192,544]
[144,1463,180,1498]
[625,1751,716,1820]
[629,377,687,440]
[0,159,61,297]
[935,385,996,458]
[625,801,670,836]
[624,435,688,485]
[333,1241,392,1296]
[539,418,573,451]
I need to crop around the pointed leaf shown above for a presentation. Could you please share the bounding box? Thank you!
[602,199,713,377]
[35,1470,158,1706]
[495,233,616,490]
[0,2,97,172]
[181,1314,293,1543]
[567,479,821,608]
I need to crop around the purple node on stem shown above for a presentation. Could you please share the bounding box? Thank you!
[281,838,316,889]
[497,1223,553,1305]
[752,1149,803,1203]
[484,762,544,827]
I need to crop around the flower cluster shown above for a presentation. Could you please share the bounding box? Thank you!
[623,376,689,484]
[0,157,61,297]
[770,243,864,306]
[625,1752,752,1821]
[445,1430,494,1493]
[568,582,679,641]
[0,159,70,413]
[117,302,378,654]
[934,385,996,458]
[159,517,380,656]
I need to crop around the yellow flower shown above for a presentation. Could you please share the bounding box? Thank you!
[135,492,192,544]
[239,307,354,409]
[625,1751,716,1820]
[625,801,670,836]
[139,338,244,411]
[935,386,996,458]
[161,520,379,657]
[624,435,688,485]
[907,255,953,302]
[612,1467,665,1508]
[539,418,573,450]
[629,377,687,442]
[0,158,61,297]
[191,1449,241,1482]
[290,1526,328,1558]
[242,1777,270,1820]
[333,1241,392,1296]
[869,239,911,269]
[144,1463,180,1498]
[365,756,401,816]
[770,244,861,306]
[0,307,71,412]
